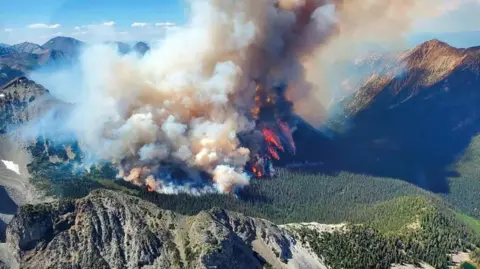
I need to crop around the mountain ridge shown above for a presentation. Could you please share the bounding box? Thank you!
[10,43,44,54]
[0,36,153,88]
[5,189,324,269]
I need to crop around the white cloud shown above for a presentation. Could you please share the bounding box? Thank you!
[155,22,176,28]
[4,28,12,32]
[71,31,88,36]
[39,32,64,40]
[27,23,61,29]
[74,24,96,30]
[413,1,480,33]
[103,21,116,27]
[132,22,149,28]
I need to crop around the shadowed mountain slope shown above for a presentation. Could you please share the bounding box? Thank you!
[328,40,480,193]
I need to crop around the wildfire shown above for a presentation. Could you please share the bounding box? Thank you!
[251,165,263,178]
[248,82,297,178]
[262,128,284,151]
[147,186,154,192]
[278,121,296,154]
[267,147,281,160]
[262,127,285,160]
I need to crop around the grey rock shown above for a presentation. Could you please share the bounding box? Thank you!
[5,189,321,269]
[10,43,44,54]
[0,260,10,269]
[0,77,60,133]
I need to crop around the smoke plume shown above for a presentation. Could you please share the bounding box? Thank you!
[26,0,450,194]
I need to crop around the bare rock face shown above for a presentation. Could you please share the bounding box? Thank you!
[0,260,9,269]
[0,77,59,133]
[5,189,322,269]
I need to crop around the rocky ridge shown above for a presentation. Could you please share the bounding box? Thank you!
[0,77,60,134]
[4,189,324,269]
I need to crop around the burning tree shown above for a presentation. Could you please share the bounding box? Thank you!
[244,83,297,179]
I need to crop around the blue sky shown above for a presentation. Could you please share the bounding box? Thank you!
[1,0,480,47]
[0,0,187,44]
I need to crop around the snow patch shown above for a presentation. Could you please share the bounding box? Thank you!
[1,160,21,175]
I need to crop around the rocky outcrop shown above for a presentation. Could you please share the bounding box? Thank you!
[0,260,9,269]
[0,77,60,133]
[10,43,44,54]
[5,189,323,269]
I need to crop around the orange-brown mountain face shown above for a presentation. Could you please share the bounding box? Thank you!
[329,40,480,193]
[345,40,480,114]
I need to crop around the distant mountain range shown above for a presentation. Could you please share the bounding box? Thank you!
[0,36,151,87]
[10,42,45,54]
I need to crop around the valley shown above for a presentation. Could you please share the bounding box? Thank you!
[1,37,480,268]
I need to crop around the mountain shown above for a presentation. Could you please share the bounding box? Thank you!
[0,47,14,56]
[10,42,44,54]
[1,39,480,268]
[133,42,150,56]
[105,41,132,55]
[4,189,323,269]
[0,77,60,133]
[0,41,75,88]
[0,37,151,88]
[325,40,480,194]
[42,37,85,57]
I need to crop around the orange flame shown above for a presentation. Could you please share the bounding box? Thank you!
[278,121,296,153]
[251,165,264,178]
[268,147,280,160]
[147,186,154,192]
[262,128,284,152]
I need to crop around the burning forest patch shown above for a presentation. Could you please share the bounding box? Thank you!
[18,0,336,196]
[16,0,446,196]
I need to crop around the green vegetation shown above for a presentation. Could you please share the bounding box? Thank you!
[291,206,480,269]
[26,135,480,267]
[472,248,480,265]
[446,135,480,219]
[27,136,432,224]
[294,225,408,269]
[355,196,433,234]
[460,262,478,269]
[456,212,480,234]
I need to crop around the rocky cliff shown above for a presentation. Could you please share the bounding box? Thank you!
[4,189,324,269]
[0,77,62,134]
